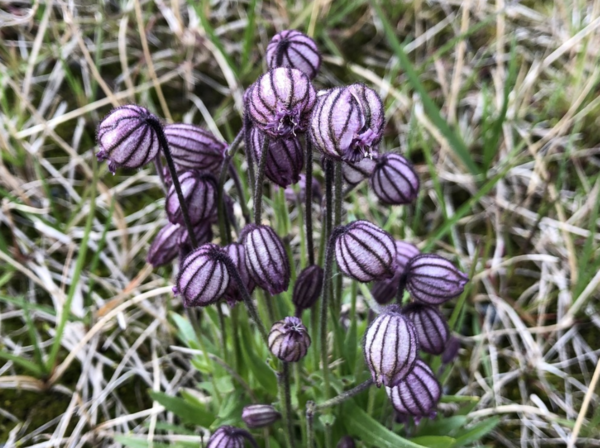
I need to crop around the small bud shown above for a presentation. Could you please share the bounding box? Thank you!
[268,316,311,362]
[334,220,396,282]
[292,265,324,311]
[242,404,282,428]
[441,336,461,364]
[406,254,468,305]
[402,303,449,355]
[266,29,321,80]
[207,425,257,448]
[176,244,229,307]
[177,221,213,259]
[166,170,218,226]
[386,359,441,420]
[147,222,182,267]
[284,173,322,204]
[343,157,377,185]
[222,242,255,304]
[370,153,419,205]
[371,241,420,304]
[337,436,356,448]
[96,105,160,173]
[164,123,226,171]
[249,127,304,187]
[241,224,291,295]
[364,305,418,387]
[247,67,316,139]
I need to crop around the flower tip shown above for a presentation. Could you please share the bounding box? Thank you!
[172,286,179,296]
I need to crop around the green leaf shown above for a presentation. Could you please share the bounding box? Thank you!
[171,312,199,348]
[149,390,214,427]
[0,350,43,376]
[418,416,468,436]
[239,324,278,396]
[454,417,500,446]
[410,436,457,448]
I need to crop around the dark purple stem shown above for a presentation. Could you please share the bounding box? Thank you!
[305,139,315,266]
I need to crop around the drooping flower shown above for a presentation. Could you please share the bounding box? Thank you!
[246,67,316,139]
[206,425,257,448]
[292,265,324,311]
[176,221,214,259]
[371,241,420,304]
[441,336,461,365]
[165,170,218,226]
[348,83,384,147]
[96,105,160,173]
[241,404,282,428]
[334,220,396,282]
[385,359,441,420]
[147,222,182,267]
[405,254,468,305]
[241,224,291,295]
[222,242,255,304]
[175,243,229,307]
[268,316,311,362]
[266,29,321,80]
[370,153,419,205]
[164,123,226,171]
[342,157,377,185]
[364,305,418,387]
[402,303,449,355]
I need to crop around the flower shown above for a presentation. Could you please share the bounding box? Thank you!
[164,123,226,171]
[176,221,214,259]
[147,222,182,267]
[334,220,396,282]
[266,29,321,79]
[206,426,257,448]
[441,336,461,364]
[364,305,418,387]
[241,404,282,428]
[292,265,324,311]
[222,242,255,304]
[284,173,322,204]
[342,157,377,185]
[96,105,160,173]
[405,254,468,305]
[246,67,316,139]
[241,224,291,295]
[402,303,449,355]
[268,316,311,362]
[165,170,218,226]
[371,241,420,304]
[175,244,229,307]
[370,153,419,205]
[385,359,441,420]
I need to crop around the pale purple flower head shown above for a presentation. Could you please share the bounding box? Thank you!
[165,170,218,226]
[206,426,257,448]
[249,126,304,187]
[266,30,321,80]
[402,303,449,355]
[176,243,229,307]
[292,265,324,311]
[364,304,418,387]
[370,153,419,205]
[222,242,255,305]
[343,157,377,185]
[176,221,214,258]
[268,316,311,362]
[246,67,316,139]
[164,123,226,171]
[241,224,291,295]
[147,222,182,267]
[334,220,396,282]
[406,254,468,305]
[385,359,441,420]
[241,404,281,429]
[371,241,420,304]
[96,105,160,173]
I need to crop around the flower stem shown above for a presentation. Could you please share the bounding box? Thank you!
[218,129,245,245]
[315,378,374,410]
[396,272,407,305]
[279,362,296,448]
[305,139,315,266]
[153,157,168,194]
[306,401,315,448]
[333,160,343,317]
[254,136,270,223]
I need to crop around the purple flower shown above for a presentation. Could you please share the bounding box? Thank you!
[292,265,324,311]
[441,336,461,364]
[241,404,282,428]
[385,359,441,420]
[165,170,218,226]
[406,254,468,305]
[337,436,356,448]
[334,220,396,282]
[222,242,255,305]
[371,241,420,304]
[146,222,182,267]
[364,305,418,387]
[96,105,160,173]
[246,68,316,139]
[164,123,226,171]
[241,224,290,295]
[343,157,377,185]
[402,303,449,355]
[176,221,214,259]
[206,426,257,448]
[348,83,384,146]
[176,243,229,307]
[249,126,304,187]
[370,153,419,205]
[268,316,311,362]
[284,173,322,204]
[266,29,321,80]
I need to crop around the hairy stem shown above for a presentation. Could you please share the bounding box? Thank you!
[217,129,245,245]
[306,401,315,448]
[254,136,270,223]
[305,139,315,265]
[279,362,296,448]
[315,379,374,410]
[333,160,343,316]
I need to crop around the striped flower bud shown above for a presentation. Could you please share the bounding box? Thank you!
[96,105,160,173]
[348,83,384,147]
[249,127,304,187]
[370,153,419,205]
[241,224,291,294]
[406,254,468,305]
[147,222,182,267]
[166,170,218,226]
[334,220,396,282]
[441,336,460,364]
[268,316,311,362]
[342,157,377,185]
[337,436,356,448]
[385,359,441,420]
[247,67,316,139]
[292,265,324,311]
[176,221,213,259]
[222,242,255,304]
[402,303,449,355]
[284,173,322,204]
[371,241,420,304]
[266,30,321,80]
[207,426,257,448]
[164,123,226,171]
[364,305,418,387]
[241,404,282,428]
[176,243,229,307]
